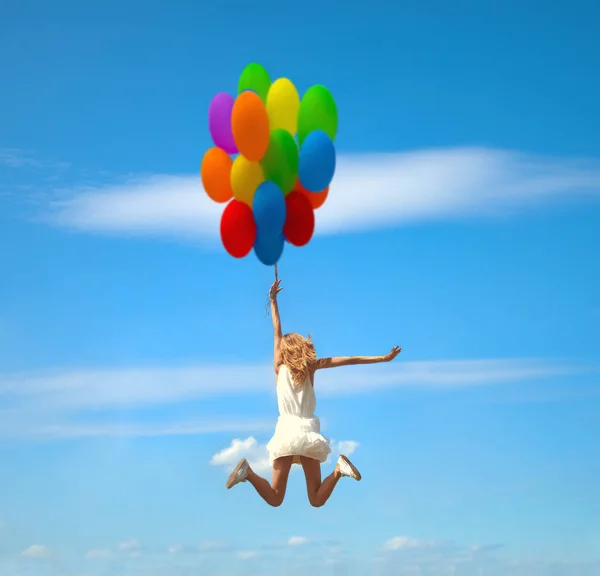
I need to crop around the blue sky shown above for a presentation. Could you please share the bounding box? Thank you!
[1,0,600,575]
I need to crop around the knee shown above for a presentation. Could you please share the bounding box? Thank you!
[271,493,285,507]
[308,494,323,508]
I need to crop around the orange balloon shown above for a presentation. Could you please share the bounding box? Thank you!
[201,147,233,203]
[231,91,270,162]
[295,179,329,210]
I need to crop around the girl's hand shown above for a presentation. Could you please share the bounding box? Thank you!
[269,278,282,301]
[384,346,402,362]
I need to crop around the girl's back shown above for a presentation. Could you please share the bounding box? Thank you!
[276,364,316,419]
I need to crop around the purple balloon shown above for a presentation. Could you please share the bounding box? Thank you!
[208,92,238,154]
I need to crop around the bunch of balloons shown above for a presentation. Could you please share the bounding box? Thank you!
[201,63,337,266]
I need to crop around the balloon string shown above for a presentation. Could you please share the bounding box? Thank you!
[266,264,279,318]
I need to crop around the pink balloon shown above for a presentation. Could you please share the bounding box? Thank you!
[208,93,238,154]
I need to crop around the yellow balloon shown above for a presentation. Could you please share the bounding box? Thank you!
[230,155,265,205]
[266,78,300,135]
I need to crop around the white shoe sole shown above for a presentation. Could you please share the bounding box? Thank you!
[226,458,247,489]
[339,455,362,481]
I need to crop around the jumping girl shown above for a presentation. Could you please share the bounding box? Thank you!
[225,278,402,507]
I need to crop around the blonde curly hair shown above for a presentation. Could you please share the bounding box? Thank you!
[279,332,316,388]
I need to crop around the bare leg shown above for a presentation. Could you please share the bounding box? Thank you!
[300,456,343,508]
[246,456,293,507]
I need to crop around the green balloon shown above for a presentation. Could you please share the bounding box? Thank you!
[297,85,338,145]
[261,129,299,195]
[237,63,271,103]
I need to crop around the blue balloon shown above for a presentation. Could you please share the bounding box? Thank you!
[254,231,284,266]
[298,130,336,192]
[252,180,286,237]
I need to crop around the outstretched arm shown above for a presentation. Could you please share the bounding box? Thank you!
[314,346,401,370]
[269,279,283,371]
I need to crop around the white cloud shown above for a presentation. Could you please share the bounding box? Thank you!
[383,536,429,551]
[210,436,271,474]
[334,440,358,456]
[166,542,229,555]
[377,537,600,576]
[117,539,142,557]
[85,548,114,560]
[0,414,273,440]
[237,550,258,560]
[0,364,273,410]
[0,358,585,408]
[323,440,360,466]
[85,540,142,562]
[197,540,230,552]
[0,358,591,439]
[0,148,42,169]
[67,535,600,576]
[0,147,70,171]
[21,545,52,559]
[316,357,592,395]
[288,536,309,546]
[46,174,221,241]
[44,148,600,242]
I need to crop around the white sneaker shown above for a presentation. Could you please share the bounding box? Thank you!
[337,455,362,481]
[226,458,249,489]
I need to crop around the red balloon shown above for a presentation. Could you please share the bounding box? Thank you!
[295,179,329,210]
[283,191,315,247]
[220,200,256,258]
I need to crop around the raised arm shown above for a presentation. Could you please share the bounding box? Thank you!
[314,346,401,370]
[269,279,283,372]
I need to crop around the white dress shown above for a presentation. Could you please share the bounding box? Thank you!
[266,364,331,466]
